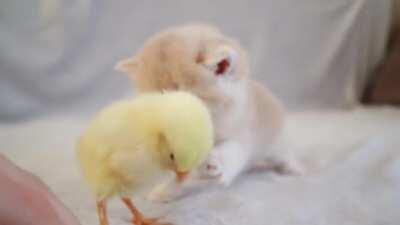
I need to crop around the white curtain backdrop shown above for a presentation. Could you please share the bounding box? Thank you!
[0,0,392,121]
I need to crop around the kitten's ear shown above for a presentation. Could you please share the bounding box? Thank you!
[115,57,138,74]
[202,45,237,76]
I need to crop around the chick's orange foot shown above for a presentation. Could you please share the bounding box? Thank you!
[122,198,173,225]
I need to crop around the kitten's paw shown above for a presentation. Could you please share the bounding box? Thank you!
[199,151,223,179]
[199,152,237,186]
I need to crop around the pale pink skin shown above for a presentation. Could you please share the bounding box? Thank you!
[0,154,80,225]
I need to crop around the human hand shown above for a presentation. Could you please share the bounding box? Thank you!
[0,154,80,225]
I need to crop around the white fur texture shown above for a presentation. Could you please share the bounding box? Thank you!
[205,79,252,185]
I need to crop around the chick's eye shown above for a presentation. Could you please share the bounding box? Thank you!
[169,153,175,161]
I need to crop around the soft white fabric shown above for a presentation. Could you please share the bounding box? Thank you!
[0,0,392,121]
[1,107,400,225]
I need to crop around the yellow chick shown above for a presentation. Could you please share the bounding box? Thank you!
[77,91,214,225]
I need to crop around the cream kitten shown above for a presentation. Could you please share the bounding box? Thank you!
[116,24,299,198]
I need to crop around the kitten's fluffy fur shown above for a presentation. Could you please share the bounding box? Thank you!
[117,24,295,194]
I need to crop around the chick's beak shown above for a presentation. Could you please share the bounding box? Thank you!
[175,170,189,183]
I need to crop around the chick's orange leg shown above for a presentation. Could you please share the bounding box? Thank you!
[121,197,158,225]
[96,200,109,225]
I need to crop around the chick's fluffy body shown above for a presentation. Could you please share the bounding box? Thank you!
[77,92,213,200]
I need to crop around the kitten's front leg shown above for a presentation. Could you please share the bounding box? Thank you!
[200,140,250,186]
[147,141,250,203]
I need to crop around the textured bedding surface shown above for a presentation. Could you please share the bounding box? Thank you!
[1,107,400,225]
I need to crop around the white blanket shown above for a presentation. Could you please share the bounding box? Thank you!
[1,107,400,225]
